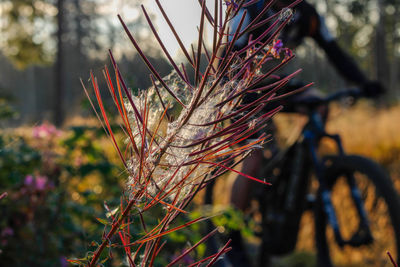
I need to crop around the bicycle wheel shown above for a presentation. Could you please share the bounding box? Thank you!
[315,155,400,267]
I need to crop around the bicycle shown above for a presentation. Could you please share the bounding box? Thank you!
[205,88,400,267]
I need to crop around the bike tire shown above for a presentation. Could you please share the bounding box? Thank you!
[315,155,400,267]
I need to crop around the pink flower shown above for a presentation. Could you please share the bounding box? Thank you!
[1,227,14,237]
[1,227,14,246]
[35,176,48,191]
[33,121,62,139]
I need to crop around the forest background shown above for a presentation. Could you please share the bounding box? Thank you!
[1,0,399,125]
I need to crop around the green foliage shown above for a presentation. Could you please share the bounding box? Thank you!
[198,206,257,239]
[6,33,50,69]
[0,123,213,266]
[0,136,40,187]
[0,124,124,266]
[1,0,54,68]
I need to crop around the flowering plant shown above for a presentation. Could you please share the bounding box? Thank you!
[0,122,126,265]
[79,0,308,265]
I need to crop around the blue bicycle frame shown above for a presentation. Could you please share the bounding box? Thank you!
[303,101,371,247]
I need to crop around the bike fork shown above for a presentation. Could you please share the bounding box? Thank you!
[307,132,372,247]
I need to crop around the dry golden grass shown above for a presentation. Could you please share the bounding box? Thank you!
[326,102,400,165]
[324,102,400,192]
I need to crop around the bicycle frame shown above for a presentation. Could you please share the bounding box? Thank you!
[303,109,371,247]
[204,89,374,254]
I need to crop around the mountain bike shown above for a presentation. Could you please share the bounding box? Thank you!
[204,88,400,267]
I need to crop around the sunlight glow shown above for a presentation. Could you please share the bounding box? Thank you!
[110,0,220,59]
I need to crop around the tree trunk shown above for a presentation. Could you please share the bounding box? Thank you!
[54,0,65,126]
[389,3,400,99]
[74,0,83,63]
[375,0,389,92]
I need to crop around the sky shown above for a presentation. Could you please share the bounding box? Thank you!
[110,0,219,59]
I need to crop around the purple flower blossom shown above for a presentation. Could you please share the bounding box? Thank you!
[273,39,283,50]
[271,39,283,57]
[24,175,34,186]
[284,47,293,59]
[225,0,239,9]
[24,175,49,191]
[60,256,68,267]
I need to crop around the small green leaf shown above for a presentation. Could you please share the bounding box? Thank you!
[96,217,110,225]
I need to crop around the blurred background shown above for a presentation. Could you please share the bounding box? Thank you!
[0,0,399,266]
[1,0,399,125]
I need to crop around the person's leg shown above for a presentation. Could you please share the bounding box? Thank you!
[228,120,279,266]
[227,149,264,267]
[230,149,264,211]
